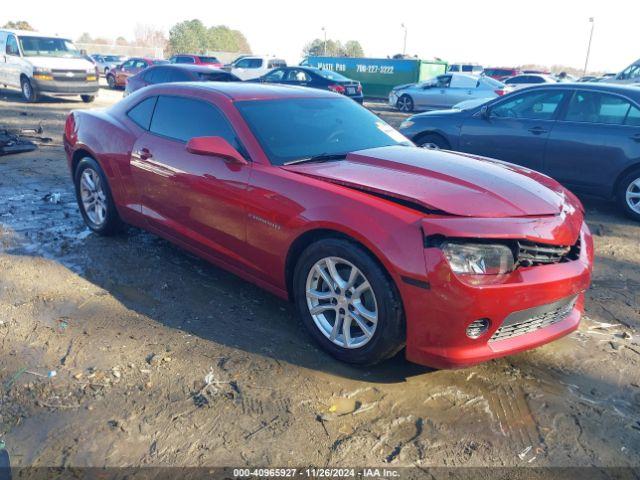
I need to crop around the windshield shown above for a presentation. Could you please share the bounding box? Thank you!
[19,36,82,58]
[481,76,505,87]
[315,69,351,82]
[236,97,411,165]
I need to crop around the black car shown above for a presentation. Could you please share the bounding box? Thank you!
[125,64,241,95]
[399,83,640,220]
[253,67,363,103]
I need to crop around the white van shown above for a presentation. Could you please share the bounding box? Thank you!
[0,29,99,102]
[228,55,287,80]
[612,58,640,85]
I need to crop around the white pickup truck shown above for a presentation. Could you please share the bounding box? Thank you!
[0,29,99,103]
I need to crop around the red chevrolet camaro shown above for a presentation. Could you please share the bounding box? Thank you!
[63,83,594,368]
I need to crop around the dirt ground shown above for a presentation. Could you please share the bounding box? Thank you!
[0,83,639,471]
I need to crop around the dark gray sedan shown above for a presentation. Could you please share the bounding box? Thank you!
[399,83,640,220]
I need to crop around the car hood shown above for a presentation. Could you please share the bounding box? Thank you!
[282,145,580,218]
[25,56,94,70]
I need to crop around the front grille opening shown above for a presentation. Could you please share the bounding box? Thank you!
[516,237,581,267]
[490,296,577,342]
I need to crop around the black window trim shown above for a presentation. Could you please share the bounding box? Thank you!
[557,89,640,127]
[146,94,251,161]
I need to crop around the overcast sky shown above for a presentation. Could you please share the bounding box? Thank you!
[2,0,637,73]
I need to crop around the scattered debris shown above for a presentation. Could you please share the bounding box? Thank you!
[0,127,38,156]
[518,446,532,460]
[328,397,360,416]
[42,192,62,204]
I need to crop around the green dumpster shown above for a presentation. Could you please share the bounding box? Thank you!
[304,57,448,98]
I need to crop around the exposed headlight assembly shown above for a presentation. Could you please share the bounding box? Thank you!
[441,241,515,275]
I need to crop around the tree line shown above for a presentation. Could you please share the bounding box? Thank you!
[2,19,365,59]
[302,38,364,58]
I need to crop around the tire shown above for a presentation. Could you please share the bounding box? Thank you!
[415,133,450,150]
[104,67,110,76]
[81,95,96,103]
[21,77,39,103]
[617,168,640,222]
[74,157,123,235]
[293,238,405,365]
[107,74,116,89]
[396,94,414,112]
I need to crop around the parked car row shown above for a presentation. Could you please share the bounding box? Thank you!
[398,82,640,220]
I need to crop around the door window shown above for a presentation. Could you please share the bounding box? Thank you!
[491,90,565,120]
[165,68,191,82]
[235,58,262,69]
[6,35,19,56]
[434,75,452,88]
[134,60,148,69]
[121,60,135,69]
[149,96,243,154]
[176,56,195,64]
[565,91,634,125]
[285,69,311,82]
[127,96,157,130]
[264,69,285,81]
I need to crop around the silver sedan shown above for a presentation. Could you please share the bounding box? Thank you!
[389,73,508,112]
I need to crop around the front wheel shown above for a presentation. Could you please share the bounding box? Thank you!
[21,77,39,102]
[397,94,414,112]
[74,157,123,235]
[618,168,640,222]
[106,74,116,89]
[415,133,450,150]
[81,95,96,103]
[293,238,405,365]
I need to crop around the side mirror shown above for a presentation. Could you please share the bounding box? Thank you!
[480,105,490,119]
[186,136,248,165]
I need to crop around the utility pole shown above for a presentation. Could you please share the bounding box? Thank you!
[321,27,327,56]
[401,23,407,56]
[583,17,595,76]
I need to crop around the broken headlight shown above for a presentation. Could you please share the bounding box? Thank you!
[442,241,515,275]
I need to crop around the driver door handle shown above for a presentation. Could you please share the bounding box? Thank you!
[528,126,548,135]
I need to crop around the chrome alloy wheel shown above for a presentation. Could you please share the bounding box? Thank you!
[626,177,640,214]
[397,96,412,112]
[305,256,378,349]
[80,168,107,226]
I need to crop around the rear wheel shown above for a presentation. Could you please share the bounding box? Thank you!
[397,94,414,112]
[81,95,95,103]
[21,77,39,103]
[415,132,450,150]
[293,238,405,365]
[618,168,640,222]
[74,157,123,235]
